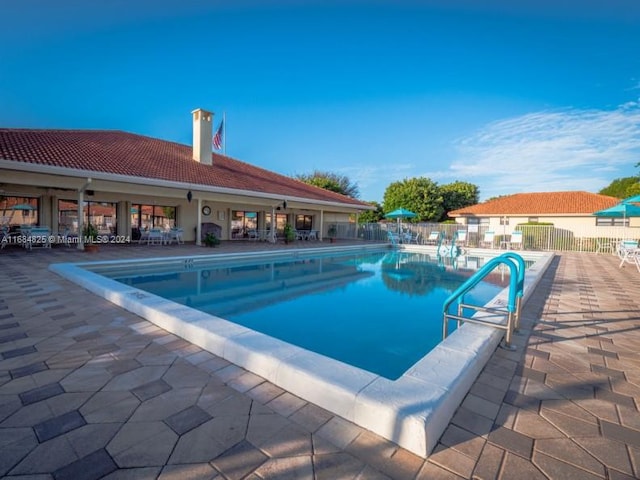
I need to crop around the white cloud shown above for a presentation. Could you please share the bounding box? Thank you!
[450,102,640,199]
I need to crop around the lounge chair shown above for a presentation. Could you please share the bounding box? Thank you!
[454,230,467,247]
[481,230,495,249]
[506,231,523,250]
[425,231,440,245]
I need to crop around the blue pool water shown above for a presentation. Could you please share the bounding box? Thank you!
[102,250,512,379]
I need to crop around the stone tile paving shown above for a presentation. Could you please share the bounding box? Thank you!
[1,242,639,479]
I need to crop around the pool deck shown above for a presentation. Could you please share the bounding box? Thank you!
[1,241,639,479]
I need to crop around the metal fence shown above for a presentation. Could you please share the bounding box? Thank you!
[326,222,640,253]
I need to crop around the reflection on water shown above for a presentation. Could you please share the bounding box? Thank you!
[104,250,510,380]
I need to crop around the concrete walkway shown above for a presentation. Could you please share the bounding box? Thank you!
[1,242,639,479]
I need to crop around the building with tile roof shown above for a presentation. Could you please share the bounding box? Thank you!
[0,109,371,246]
[448,191,639,246]
[450,191,619,217]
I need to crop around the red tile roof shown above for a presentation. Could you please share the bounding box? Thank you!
[449,191,620,216]
[0,128,366,207]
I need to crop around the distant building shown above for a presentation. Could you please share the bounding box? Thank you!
[448,190,638,242]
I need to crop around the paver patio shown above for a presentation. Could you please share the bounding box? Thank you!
[1,242,639,479]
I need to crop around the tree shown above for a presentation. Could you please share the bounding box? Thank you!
[383,177,444,222]
[599,176,640,199]
[294,170,360,198]
[439,181,479,221]
[357,201,384,223]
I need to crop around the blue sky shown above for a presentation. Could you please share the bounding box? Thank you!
[2,0,640,202]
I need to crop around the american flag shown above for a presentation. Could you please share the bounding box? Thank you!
[213,120,224,150]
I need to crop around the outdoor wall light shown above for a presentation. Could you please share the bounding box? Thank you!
[187,190,193,203]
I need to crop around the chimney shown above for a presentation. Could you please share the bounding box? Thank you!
[192,108,213,165]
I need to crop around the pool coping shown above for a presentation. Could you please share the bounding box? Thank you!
[49,244,555,458]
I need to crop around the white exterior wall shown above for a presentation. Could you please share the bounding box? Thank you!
[456,214,640,239]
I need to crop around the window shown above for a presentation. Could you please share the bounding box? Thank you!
[131,204,176,232]
[295,214,313,231]
[265,213,288,234]
[59,200,118,235]
[231,210,258,239]
[528,217,539,223]
[596,217,628,227]
[0,197,39,228]
[499,217,510,226]
[467,217,490,226]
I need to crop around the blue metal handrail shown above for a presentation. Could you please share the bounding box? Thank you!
[442,253,525,349]
[496,251,526,331]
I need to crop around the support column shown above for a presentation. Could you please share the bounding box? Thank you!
[270,206,276,243]
[77,190,84,250]
[51,196,59,235]
[76,178,92,250]
[196,198,202,246]
[355,212,359,239]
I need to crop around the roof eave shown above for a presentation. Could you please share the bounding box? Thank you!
[0,159,372,211]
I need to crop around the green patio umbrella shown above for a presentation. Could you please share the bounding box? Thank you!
[621,194,640,204]
[593,203,640,218]
[594,203,640,238]
[384,208,417,233]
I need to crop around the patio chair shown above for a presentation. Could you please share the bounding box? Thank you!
[146,228,164,245]
[506,230,523,250]
[26,226,51,250]
[168,227,184,244]
[481,230,495,249]
[425,231,440,245]
[454,230,467,247]
[0,226,8,250]
[617,240,640,271]
[410,232,421,244]
[59,228,77,247]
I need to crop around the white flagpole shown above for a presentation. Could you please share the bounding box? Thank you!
[223,111,226,156]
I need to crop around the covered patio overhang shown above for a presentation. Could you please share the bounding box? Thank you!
[0,160,371,248]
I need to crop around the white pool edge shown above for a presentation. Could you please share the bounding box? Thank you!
[49,245,554,458]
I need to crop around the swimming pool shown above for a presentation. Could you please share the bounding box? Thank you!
[50,244,554,458]
[96,250,512,380]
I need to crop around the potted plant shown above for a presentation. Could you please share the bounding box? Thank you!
[83,223,99,252]
[283,223,295,244]
[203,232,220,247]
[328,224,337,243]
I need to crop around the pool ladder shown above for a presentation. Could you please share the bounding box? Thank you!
[442,252,525,350]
